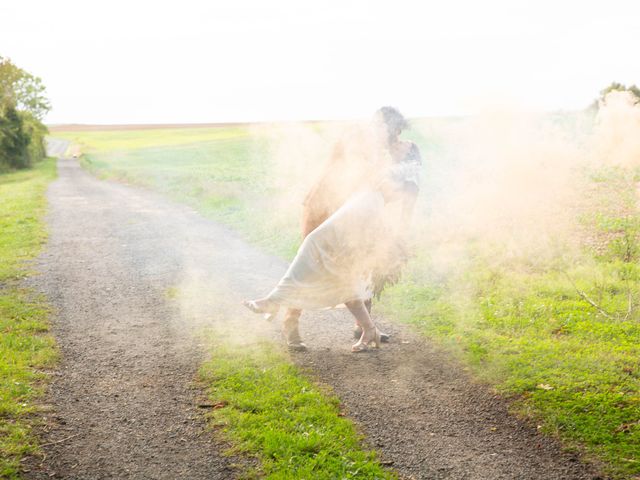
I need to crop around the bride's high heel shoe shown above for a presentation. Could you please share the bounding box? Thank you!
[351,328,382,353]
[243,299,279,322]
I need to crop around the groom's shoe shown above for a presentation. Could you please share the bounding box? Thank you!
[353,327,390,343]
[287,341,308,352]
[284,325,307,352]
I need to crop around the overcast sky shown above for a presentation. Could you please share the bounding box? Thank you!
[1,0,639,124]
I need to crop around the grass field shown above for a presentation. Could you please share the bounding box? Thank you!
[0,159,57,478]
[54,122,640,478]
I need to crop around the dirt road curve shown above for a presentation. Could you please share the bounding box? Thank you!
[25,158,600,479]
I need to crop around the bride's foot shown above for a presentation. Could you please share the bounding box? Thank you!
[351,328,382,353]
[243,298,279,321]
[353,326,390,343]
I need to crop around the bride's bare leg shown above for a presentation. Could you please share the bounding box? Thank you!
[346,299,374,330]
[345,300,380,351]
[352,298,390,342]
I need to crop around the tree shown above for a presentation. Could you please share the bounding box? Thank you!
[0,57,50,170]
[0,56,51,120]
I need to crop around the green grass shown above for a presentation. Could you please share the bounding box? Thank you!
[200,341,394,479]
[378,262,640,476]
[0,159,58,478]
[54,122,640,478]
[59,126,249,152]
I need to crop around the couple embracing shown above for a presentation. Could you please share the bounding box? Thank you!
[245,107,421,352]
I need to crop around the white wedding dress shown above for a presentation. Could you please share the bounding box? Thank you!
[266,162,418,310]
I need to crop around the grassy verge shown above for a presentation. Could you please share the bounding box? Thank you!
[0,159,57,478]
[200,341,394,479]
[378,261,640,477]
[52,124,640,477]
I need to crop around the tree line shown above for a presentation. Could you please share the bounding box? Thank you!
[0,56,51,170]
[593,82,640,109]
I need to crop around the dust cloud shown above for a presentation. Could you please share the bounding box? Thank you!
[591,90,640,168]
[260,92,640,279]
[170,92,640,340]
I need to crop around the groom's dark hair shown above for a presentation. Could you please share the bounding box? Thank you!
[377,106,408,134]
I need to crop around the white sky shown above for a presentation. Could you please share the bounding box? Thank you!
[1,0,639,124]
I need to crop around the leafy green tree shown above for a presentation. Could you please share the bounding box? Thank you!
[0,57,50,170]
[0,57,51,120]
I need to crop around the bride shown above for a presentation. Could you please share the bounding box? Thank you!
[244,121,420,352]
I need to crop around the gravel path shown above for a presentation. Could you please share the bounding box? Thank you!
[25,158,601,479]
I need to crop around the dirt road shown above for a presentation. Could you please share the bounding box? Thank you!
[44,138,70,158]
[26,158,599,479]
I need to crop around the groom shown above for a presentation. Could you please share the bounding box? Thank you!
[282,107,421,350]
